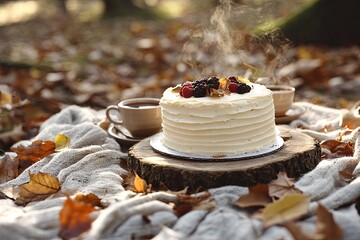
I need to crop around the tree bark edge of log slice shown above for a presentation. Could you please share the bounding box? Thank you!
[127,126,321,191]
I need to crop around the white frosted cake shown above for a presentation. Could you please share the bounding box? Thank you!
[159,76,278,156]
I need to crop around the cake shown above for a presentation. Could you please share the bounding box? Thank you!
[159,76,278,156]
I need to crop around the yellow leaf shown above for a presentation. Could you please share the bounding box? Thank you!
[20,172,60,195]
[15,172,61,206]
[262,194,310,227]
[55,134,71,151]
[134,173,147,193]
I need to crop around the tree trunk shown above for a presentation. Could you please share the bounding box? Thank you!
[103,0,146,18]
[278,0,360,46]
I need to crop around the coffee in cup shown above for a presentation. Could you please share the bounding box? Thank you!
[106,98,161,138]
[267,85,295,117]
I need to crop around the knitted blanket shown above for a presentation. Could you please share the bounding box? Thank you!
[1,103,360,240]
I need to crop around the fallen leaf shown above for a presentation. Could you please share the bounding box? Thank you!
[0,154,18,184]
[75,193,103,208]
[321,139,354,159]
[338,158,358,183]
[283,221,312,240]
[284,204,343,240]
[59,196,96,240]
[0,90,13,107]
[314,204,343,240]
[339,170,356,183]
[11,140,56,174]
[54,133,71,151]
[15,172,60,206]
[134,173,148,193]
[269,172,302,199]
[261,194,311,227]
[235,184,271,208]
[174,192,214,217]
[122,171,151,193]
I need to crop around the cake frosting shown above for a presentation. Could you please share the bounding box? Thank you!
[160,82,277,156]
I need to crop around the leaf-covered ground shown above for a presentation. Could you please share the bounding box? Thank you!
[1,10,360,148]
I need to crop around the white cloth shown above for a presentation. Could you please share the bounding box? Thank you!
[1,103,360,240]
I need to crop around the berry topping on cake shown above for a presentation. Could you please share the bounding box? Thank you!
[228,82,239,93]
[237,83,251,94]
[227,75,238,83]
[178,75,252,98]
[180,83,193,98]
[193,84,207,98]
[207,77,220,89]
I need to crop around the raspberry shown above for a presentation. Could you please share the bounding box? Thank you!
[228,83,239,93]
[237,83,251,94]
[180,83,193,98]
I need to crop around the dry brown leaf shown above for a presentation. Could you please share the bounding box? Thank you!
[235,184,271,208]
[269,172,302,199]
[59,196,96,240]
[315,204,343,240]
[15,172,60,206]
[321,139,354,159]
[283,221,313,240]
[174,192,214,217]
[0,154,18,184]
[11,140,56,174]
[75,193,103,208]
[338,158,358,183]
[261,194,311,227]
[284,204,342,240]
[339,170,356,183]
[0,90,13,107]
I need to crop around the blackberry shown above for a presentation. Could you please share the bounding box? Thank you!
[193,78,207,87]
[193,84,207,97]
[207,76,220,89]
[237,83,251,94]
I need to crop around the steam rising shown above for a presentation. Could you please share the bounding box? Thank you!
[181,0,290,83]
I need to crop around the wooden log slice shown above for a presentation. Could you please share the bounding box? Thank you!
[127,126,321,191]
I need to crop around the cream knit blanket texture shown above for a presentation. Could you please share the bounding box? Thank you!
[0,103,360,240]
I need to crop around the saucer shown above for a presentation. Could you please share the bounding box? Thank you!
[275,104,305,124]
[108,124,142,147]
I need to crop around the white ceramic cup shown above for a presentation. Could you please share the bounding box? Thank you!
[267,85,295,117]
[106,98,161,138]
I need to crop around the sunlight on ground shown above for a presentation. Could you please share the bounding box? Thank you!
[0,0,195,26]
[0,0,104,26]
[0,1,39,25]
[66,0,104,22]
[157,0,188,18]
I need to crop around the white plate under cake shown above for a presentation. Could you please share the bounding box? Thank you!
[158,76,282,158]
